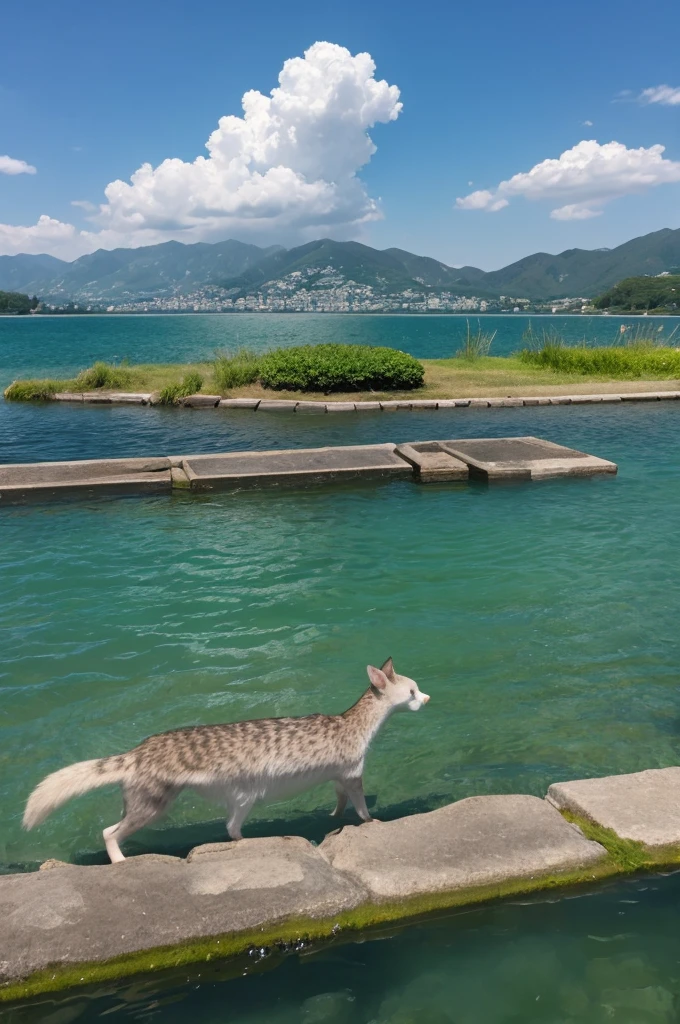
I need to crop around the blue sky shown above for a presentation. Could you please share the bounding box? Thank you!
[1,0,679,268]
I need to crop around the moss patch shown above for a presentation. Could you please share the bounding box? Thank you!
[559,810,680,873]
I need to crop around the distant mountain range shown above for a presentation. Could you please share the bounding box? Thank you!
[2,228,680,305]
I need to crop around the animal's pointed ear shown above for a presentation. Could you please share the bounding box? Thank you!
[367,665,388,690]
[380,657,395,681]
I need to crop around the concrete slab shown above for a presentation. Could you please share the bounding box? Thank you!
[218,399,260,409]
[80,392,111,404]
[396,442,469,482]
[319,795,606,903]
[295,402,327,413]
[257,400,298,412]
[182,443,414,491]
[547,768,680,849]
[0,457,172,504]
[409,400,438,409]
[52,393,84,402]
[487,398,523,408]
[326,403,356,412]
[181,394,220,408]
[0,837,365,992]
[440,435,617,481]
[107,393,152,404]
[354,401,382,411]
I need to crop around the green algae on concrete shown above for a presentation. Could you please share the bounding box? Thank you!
[0,797,609,1004]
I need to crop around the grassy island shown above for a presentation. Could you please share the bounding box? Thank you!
[5,330,680,404]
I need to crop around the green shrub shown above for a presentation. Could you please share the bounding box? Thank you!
[4,379,62,401]
[213,348,262,390]
[258,344,425,392]
[72,361,133,390]
[456,320,497,360]
[519,343,680,378]
[158,371,204,405]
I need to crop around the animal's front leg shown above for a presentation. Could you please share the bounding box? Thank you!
[330,782,348,818]
[341,776,374,823]
[227,795,256,840]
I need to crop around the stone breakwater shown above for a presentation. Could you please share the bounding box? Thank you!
[0,436,617,504]
[2,768,680,1003]
[48,389,680,411]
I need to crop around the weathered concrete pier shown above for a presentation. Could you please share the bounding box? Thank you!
[0,436,617,504]
[1,767,679,1003]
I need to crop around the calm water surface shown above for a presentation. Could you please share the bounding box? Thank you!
[1,316,679,1021]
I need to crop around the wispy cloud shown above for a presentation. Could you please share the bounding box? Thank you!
[639,85,680,106]
[0,155,36,176]
[455,139,680,220]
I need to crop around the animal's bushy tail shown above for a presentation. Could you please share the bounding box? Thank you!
[23,758,126,830]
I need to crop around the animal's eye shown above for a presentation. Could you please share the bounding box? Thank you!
[410,689,416,697]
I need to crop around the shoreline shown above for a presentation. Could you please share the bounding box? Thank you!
[5,355,680,405]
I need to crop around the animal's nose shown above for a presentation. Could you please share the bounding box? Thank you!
[421,693,430,704]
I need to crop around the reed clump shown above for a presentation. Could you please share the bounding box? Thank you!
[456,320,497,360]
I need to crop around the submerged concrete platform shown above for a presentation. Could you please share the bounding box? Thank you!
[440,436,617,480]
[0,437,617,504]
[0,457,172,504]
[182,443,413,491]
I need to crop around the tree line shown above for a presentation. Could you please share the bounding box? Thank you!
[594,275,680,313]
[0,291,40,314]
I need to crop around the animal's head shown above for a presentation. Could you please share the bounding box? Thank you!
[367,658,430,712]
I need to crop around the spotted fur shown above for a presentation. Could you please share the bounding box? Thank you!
[23,658,429,862]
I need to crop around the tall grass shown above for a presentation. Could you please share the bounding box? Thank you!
[519,321,680,378]
[4,379,62,401]
[72,361,134,390]
[456,320,496,360]
[158,371,204,405]
[4,361,135,400]
[213,348,262,390]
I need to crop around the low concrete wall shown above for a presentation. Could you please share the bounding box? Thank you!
[48,389,680,412]
[2,769,679,1003]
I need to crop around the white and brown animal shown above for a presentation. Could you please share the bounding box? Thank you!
[24,659,430,863]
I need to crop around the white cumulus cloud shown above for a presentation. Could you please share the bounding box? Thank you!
[639,85,680,106]
[0,42,401,258]
[455,139,680,220]
[0,155,36,175]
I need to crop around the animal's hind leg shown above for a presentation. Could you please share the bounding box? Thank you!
[330,782,348,818]
[103,783,179,864]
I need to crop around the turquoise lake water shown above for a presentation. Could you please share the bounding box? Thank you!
[1,315,680,1021]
